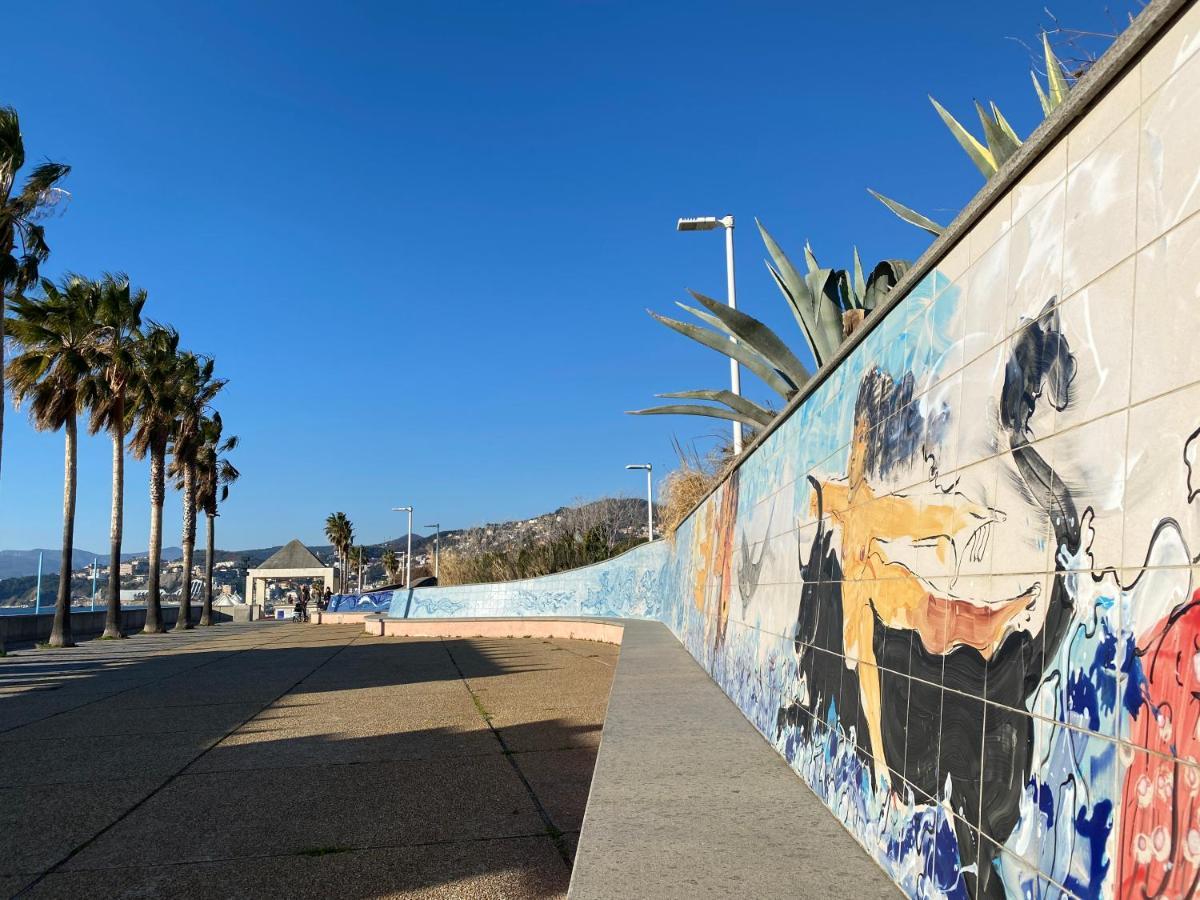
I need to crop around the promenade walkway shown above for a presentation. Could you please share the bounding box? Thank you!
[0,622,616,898]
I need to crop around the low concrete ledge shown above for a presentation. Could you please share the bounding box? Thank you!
[310,610,372,625]
[367,615,624,644]
[570,619,899,899]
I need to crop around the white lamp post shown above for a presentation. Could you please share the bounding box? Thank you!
[625,464,654,542]
[676,214,742,453]
[392,506,413,587]
[424,523,440,579]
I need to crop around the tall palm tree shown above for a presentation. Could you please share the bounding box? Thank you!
[6,277,102,647]
[382,548,399,583]
[194,413,238,626]
[80,274,145,639]
[169,352,226,631]
[324,512,352,592]
[0,106,70,483]
[128,324,181,633]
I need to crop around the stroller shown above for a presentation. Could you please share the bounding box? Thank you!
[292,597,309,623]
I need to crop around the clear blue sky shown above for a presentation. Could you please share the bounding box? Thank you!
[1,0,1129,552]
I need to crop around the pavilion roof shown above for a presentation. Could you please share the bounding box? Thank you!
[256,539,326,570]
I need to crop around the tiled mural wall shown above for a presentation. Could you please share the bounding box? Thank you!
[346,6,1200,896]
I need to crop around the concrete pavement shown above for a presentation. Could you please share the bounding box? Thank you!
[0,621,617,898]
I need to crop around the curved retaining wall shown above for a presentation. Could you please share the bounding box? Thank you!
[347,4,1200,896]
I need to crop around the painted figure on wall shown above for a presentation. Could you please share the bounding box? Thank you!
[778,300,1083,898]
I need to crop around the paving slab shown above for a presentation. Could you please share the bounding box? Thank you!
[1,623,613,897]
[29,836,569,899]
[0,777,161,876]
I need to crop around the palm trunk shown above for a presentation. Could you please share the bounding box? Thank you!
[200,511,215,626]
[143,444,166,634]
[102,413,125,639]
[174,463,196,631]
[49,413,78,648]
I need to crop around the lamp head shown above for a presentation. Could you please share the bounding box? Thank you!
[625,464,652,471]
[676,216,720,232]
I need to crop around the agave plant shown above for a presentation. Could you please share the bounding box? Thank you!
[871,34,1072,237]
[758,221,910,366]
[629,231,909,428]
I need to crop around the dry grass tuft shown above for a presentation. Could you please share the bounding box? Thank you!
[659,436,737,539]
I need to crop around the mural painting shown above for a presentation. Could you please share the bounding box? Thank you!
[364,23,1200,897]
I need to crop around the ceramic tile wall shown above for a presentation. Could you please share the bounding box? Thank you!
[347,8,1200,896]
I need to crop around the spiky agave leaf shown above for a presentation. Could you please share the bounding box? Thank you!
[868,189,945,237]
[626,403,764,429]
[757,220,846,366]
[683,291,811,388]
[862,260,911,310]
[648,310,798,398]
[757,220,822,349]
[930,96,996,178]
[974,100,1020,169]
[1043,33,1070,110]
[803,265,849,360]
[656,390,775,427]
[852,247,867,305]
[990,102,1021,147]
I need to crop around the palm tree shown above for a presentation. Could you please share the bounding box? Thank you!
[6,277,103,647]
[324,512,352,592]
[80,275,145,639]
[169,352,226,631]
[194,413,238,626]
[128,324,182,633]
[1,106,70,483]
[382,548,399,583]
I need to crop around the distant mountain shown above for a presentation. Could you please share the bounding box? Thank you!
[0,547,183,580]
[2,497,651,580]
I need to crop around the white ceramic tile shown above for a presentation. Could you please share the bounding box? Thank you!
[934,239,971,291]
[992,444,1055,578]
[1044,410,1129,573]
[957,344,1006,469]
[1123,380,1200,569]
[1013,140,1067,223]
[1137,48,1200,247]
[1006,180,1066,338]
[1055,257,1135,431]
[1063,114,1139,298]
[1140,0,1200,98]
[1130,209,1200,405]
[968,194,1012,265]
[1066,65,1140,170]
[961,231,1012,364]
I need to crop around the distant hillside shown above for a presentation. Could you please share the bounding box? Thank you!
[2,497,653,579]
[0,547,183,580]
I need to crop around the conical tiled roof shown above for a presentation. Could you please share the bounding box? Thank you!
[257,539,325,570]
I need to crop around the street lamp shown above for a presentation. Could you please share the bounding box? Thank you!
[625,464,654,542]
[676,214,742,453]
[424,523,440,580]
[392,507,413,587]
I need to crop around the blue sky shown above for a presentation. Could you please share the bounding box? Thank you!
[1,0,1130,552]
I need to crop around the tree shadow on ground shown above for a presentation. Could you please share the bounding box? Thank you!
[0,624,615,899]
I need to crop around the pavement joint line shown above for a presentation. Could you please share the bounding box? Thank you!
[12,828,586,878]
[0,625,305,737]
[440,638,574,872]
[11,626,367,897]
[159,741,597,779]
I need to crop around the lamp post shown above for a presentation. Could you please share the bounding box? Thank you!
[676,214,742,453]
[424,523,440,579]
[625,464,654,542]
[392,507,413,587]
